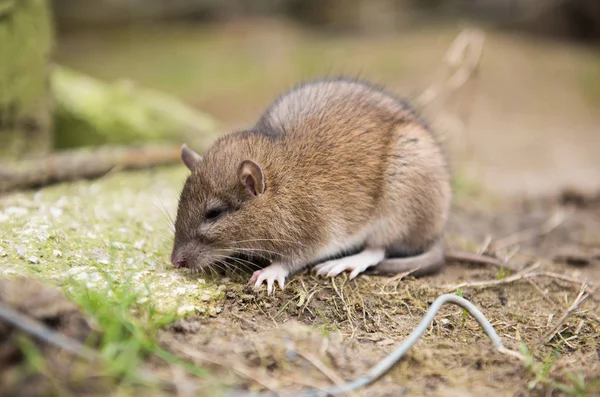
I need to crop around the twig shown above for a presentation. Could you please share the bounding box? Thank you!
[503,246,521,264]
[301,287,322,315]
[537,271,596,287]
[538,284,597,345]
[477,235,492,255]
[0,301,97,361]
[0,301,175,390]
[0,145,181,194]
[444,263,598,293]
[525,279,558,308]
[493,207,573,249]
[574,319,585,335]
[442,262,541,291]
[445,249,513,269]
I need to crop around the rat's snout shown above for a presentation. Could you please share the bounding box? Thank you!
[170,241,211,270]
[172,254,187,268]
[170,245,190,268]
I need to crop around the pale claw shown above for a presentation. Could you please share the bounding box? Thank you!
[349,267,362,280]
[250,263,289,295]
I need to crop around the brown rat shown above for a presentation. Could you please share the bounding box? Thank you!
[171,78,500,294]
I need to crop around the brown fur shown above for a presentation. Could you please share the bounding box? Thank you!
[171,78,451,276]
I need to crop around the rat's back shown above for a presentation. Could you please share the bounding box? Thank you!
[256,78,413,138]
[253,78,451,256]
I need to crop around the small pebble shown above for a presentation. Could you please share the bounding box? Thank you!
[0,247,6,257]
[16,245,26,259]
[28,256,39,264]
[201,294,211,301]
[53,249,63,257]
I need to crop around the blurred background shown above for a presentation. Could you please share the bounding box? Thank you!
[3,0,600,197]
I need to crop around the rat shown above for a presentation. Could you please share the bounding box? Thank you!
[170,78,504,294]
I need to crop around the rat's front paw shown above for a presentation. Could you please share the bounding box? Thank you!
[250,263,289,295]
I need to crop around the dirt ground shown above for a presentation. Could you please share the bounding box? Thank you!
[2,189,599,397]
[158,192,600,397]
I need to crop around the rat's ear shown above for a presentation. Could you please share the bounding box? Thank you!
[238,160,266,197]
[181,144,202,171]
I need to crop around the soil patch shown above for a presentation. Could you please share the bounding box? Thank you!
[154,192,600,396]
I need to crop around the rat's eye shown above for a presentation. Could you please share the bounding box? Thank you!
[204,206,227,221]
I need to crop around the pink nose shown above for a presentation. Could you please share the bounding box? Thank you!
[172,255,187,268]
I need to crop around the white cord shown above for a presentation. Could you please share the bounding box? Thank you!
[227,294,508,397]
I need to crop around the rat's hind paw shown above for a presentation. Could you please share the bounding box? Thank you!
[314,247,386,279]
[250,263,289,295]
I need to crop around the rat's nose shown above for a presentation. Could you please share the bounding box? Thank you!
[172,255,187,268]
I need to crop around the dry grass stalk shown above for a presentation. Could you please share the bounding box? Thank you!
[537,284,597,345]
[415,28,485,109]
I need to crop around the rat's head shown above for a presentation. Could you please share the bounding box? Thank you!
[170,143,273,272]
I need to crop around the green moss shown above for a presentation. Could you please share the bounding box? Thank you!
[51,66,218,149]
[0,166,223,315]
[0,0,53,160]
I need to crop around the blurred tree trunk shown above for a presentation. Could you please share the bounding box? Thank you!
[0,0,53,161]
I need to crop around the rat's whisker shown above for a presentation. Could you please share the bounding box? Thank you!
[211,259,230,275]
[158,231,174,240]
[227,247,280,255]
[224,259,245,277]
[153,201,175,229]
[214,258,242,277]
[225,256,262,272]
[206,263,221,278]
[223,247,280,259]
[156,193,176,223]
[213,254,259,273]
[229,238,299,245]
[220,250,272,265]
